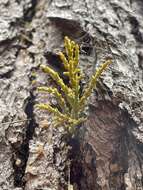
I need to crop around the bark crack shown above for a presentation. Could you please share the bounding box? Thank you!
[12,90,37,188]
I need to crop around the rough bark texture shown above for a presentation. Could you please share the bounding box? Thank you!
[0,0,143,190]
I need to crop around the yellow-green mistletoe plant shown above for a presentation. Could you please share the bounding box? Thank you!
[36,36,112,133]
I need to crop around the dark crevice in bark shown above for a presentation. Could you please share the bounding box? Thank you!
[49,17,94,51]
[23,0,38,22]
[10,0,38,34]
[68,137,84,188]
[65,132,100,190]
[12,90,38,188]
[58,123,95,189]
[0,39,15,51]
[48,18,81,38]
[129,16,143,42]
[138,53,143,70]
[0,69,14,79]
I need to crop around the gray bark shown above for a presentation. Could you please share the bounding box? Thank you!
[0,0,143,190]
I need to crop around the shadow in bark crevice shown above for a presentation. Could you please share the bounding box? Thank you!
[67,135,100,190]
[12,91,38,187]
[23,0,38,22]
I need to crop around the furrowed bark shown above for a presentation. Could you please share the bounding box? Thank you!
[0,0,143,189]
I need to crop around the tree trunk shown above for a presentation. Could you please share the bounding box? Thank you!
[0,0,143,189]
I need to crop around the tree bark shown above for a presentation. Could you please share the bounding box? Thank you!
[0,0,143,189]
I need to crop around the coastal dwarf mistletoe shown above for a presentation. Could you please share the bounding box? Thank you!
[36,36,112,133]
